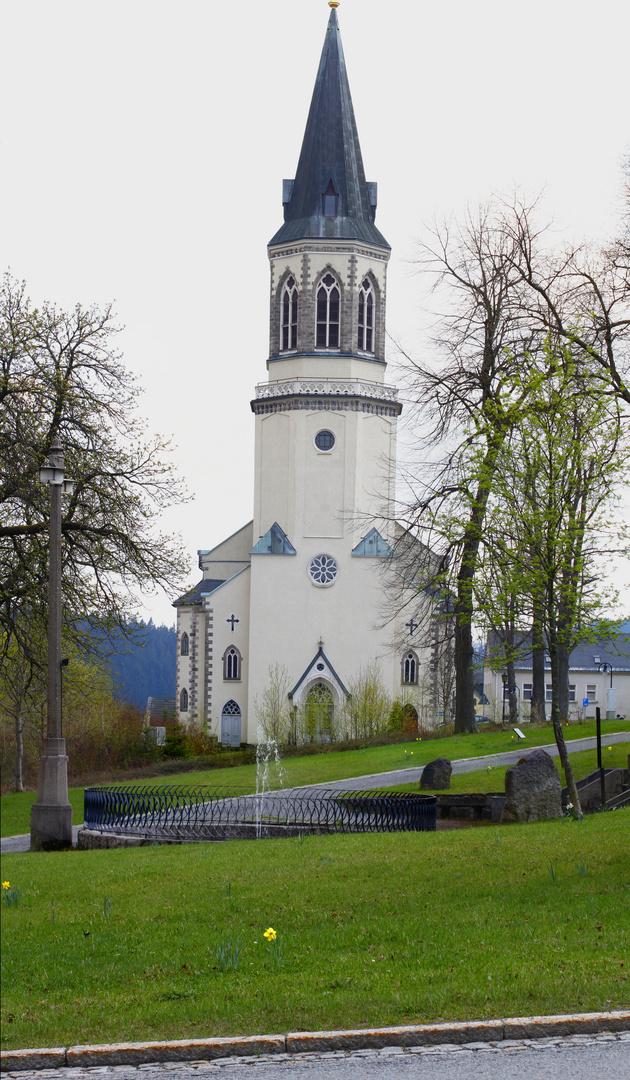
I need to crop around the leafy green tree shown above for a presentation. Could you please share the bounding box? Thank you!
[0,273,189,677]
[477,342,629,811]
[254,663,292,743]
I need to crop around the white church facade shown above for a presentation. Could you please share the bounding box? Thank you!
[174,4,435,746]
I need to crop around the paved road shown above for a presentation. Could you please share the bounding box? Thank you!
[2,733,628,854]
[307,731,630,792]
[2,1034,629,1080]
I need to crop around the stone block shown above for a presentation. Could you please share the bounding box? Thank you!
[501,748,563,823]
[420,758,452,790]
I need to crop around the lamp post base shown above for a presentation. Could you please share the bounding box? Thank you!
[30,738,73,851]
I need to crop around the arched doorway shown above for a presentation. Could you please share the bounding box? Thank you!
[221,700,242,748]
[402,703,419,734]
[305,681,334,742]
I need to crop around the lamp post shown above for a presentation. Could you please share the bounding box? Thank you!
[596,661,615,720]
[30,438,74,851]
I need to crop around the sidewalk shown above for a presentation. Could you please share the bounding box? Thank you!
[2,1012,630,1072]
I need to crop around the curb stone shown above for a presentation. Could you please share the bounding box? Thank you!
[2,1012,629,1072]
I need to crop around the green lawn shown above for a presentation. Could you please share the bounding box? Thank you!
[1,812,628,1049]
[384,742,630,795]
[2,720,628,837]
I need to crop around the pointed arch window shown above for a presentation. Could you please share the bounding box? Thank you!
[358,278,375,353]
[180,688,189,711]
[180,632,189,656]
[223,646,242,681]
[316,273,340,348]
[281,276,298,351]
[402,651,419,685]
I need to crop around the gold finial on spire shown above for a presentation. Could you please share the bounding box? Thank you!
[329,2,340,8]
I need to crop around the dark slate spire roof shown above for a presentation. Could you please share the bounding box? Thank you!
[269,7,389,250]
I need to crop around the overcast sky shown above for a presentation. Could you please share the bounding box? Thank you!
[2,0,629,626]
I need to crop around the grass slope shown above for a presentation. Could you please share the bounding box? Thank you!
[2,720,628,837]
[1,813,628,1049]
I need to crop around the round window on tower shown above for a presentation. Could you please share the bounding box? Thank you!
[308,553,338,587]
[314,429,335,452]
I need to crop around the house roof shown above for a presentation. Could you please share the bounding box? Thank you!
[487,622,630,673]
[172,578,225,607]
[268,7,389,251]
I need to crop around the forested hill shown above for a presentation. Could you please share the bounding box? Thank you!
[104,621,176,708]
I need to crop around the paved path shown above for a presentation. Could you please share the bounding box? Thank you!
[2,733,628,854]
[308,731,630,792]
[2,1034,629,1080]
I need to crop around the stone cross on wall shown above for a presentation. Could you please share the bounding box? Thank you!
[226,614,240,632]
[405,618,419,636]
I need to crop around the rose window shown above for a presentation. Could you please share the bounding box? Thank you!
[308,553,338,587]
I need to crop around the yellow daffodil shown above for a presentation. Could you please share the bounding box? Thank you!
[263,927,277,942]
[2,882,9,890]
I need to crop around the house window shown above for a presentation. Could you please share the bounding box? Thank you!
[587,684,597,703]
[569,684,576,702]
[223,646,241,681]
[281,276,298,351]
[180,688,189,712]
[316,273,340,348]
[402,651,418,685]
[546,684,553,702]
[523,683,533,701]
[180,632,189,656]
[323,180,337,218]
[358,278,374,353]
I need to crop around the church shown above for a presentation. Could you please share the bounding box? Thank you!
[173,3,435,746]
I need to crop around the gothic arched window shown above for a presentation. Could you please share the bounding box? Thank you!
[281,276,298,351]
[316,273,340,348]
[223,646,241,681]
[402,651,419,685]
[358,278,375,353]
[180,632,189,656]
[180,688,189,711]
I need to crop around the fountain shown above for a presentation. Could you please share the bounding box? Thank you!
[255,728,287,838]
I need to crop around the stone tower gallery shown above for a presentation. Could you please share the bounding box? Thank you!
[173,4,432,745]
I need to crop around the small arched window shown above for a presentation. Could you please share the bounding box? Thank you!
[180,688,189,711]
[223,646,242,681]
[281,276,298,351]
[316,273,340,348]
[358,278,374,353]
[180,632,189,656]
[402,651,418,685]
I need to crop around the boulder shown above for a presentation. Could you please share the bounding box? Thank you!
[500,749,563,823]
[420,757,452,790]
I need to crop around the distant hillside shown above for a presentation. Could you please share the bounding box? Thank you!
[104,621,176,708]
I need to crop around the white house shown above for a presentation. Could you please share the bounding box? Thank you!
[173,5,436,745]
[483,624,630,724]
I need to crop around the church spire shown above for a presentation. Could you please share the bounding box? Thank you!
[269,5,389,250]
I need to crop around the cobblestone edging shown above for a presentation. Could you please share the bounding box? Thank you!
[2,1012,629,1072]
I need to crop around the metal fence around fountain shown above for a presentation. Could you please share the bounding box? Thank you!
[83,784,436,841]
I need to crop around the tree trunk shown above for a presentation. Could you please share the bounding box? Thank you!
[454,615,477,732]
[507,660,518,725]
[530,604,546,723]
[558,644,570,722]
[548,637,582,818]
[15,708,24,792]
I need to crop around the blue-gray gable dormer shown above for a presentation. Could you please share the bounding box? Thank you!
[250,522,297,555]
[351,528,396,558]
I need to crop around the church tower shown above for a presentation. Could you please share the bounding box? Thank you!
[174,4,429,745]
[247,2,402,729]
